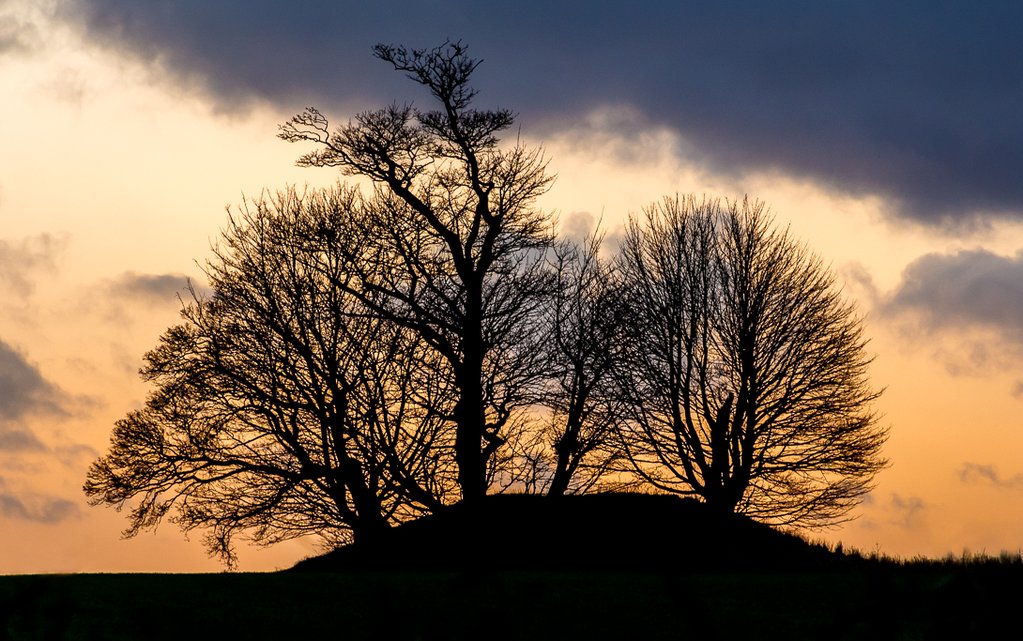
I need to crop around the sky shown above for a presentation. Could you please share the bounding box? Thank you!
[2,0,1023,572]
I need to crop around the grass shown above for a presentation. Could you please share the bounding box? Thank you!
[1,562,1020,640]
[3,495,1020,639]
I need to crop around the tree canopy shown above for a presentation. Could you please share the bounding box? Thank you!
[615,196,887,526]
[84,188,454,565]
[278,41,556,500]
[86,41,888,564]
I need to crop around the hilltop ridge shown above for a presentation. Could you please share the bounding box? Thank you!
[290,492,843,572]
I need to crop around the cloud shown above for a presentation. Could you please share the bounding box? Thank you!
[884,250,1023,335]
[853,492,927,533]
[881,250,1023,392]
[839,262,881,309]
[54,443,100,468]
[0,493,80,523]
[0,338,67,450]
[559,212,596,245]
[881,250,1023,379]
[959,463,1023,490]
[59,2,1023,227]
[0,3,43,56]
[0,234,66,299]
[109,271,191,303]
[0,430,43,451]
[79,273,197,348]
[889,493,926,529]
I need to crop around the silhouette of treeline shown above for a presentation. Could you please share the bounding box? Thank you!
[84,41,887,566]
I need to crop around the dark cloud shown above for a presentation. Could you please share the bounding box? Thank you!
[0,339,67,449]
[60,1,1023,226]
[960,463,1023,490]
[0,493,80,523]
[883,249,1023,339]
[110,272,190,303]
[881,250,1023,385]
[0,430,44,451]
[0,234,65,298]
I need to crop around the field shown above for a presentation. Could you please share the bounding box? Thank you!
[1,562,1020,640]
[3,495,1019,639]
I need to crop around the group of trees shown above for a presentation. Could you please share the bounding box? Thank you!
[84,42,887,565]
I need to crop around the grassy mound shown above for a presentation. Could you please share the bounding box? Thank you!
[3,495,1021,638]
[290,492,842,572]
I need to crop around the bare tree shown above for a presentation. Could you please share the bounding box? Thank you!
[279,41,555,500]
[616,195,887,527]
[84,187,453,566]
[522,232,628,496]
[86,40,889,566]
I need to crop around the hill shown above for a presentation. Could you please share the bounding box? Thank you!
[3,494,1021,639]
[290,492,843,572]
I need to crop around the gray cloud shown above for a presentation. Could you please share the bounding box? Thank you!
[89,273,199,342]
[839,263,881,308]
[854,492,927,533]
[0,234,66,299]
[559,212,596,245]
[889,493,926,529]
[0,430,43,451]
[58,1,1023,227]
[0,493,80,523]
[0,7,42,55]
[881,250,1023,384]
[960,463,1023,490]
[0,338,67,450]
[54,443,100,468]
[110,271,190,303]
[883,249,1023,342]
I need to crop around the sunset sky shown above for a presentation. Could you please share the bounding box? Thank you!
[3,1,1023,572]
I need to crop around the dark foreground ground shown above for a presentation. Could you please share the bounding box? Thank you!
[2,495,1020,640]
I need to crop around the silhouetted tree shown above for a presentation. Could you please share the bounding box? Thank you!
[84,187,453,565]
[279,41,555,500]
[616,196,887,526]
[518,232,628,495]
[87,41,892,566]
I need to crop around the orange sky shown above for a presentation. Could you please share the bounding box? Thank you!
[2,4,1022,572]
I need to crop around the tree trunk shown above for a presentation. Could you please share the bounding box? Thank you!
[335,458,391,543]
[350,510,391,543]
[704,394,736,512]
[453,358,488,501]
[453,284,490,501]
[548,430,579,496]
